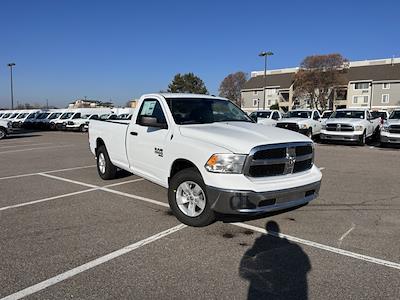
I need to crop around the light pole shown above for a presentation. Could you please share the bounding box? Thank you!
[7,63,16,110]
[258,51,273,109]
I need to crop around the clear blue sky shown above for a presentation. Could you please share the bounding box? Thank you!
[1,0,399,108]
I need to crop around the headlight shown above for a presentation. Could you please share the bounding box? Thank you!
[381,126,389,132]
[354,125,363,131]
[205,154,247,174]
[299,124,308,129]
[7,121,12,128]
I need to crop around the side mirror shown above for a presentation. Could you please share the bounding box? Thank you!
[138,116,168,129]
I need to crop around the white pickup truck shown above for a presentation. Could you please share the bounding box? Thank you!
[276,109,322,139]
[320,109,381,145]
[89,93,322,227]
[248,110,282,126]
[380,109,400,146]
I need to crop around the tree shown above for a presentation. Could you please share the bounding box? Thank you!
[167,73,208,94]
[293,53,348,110]
[218,71,247,106]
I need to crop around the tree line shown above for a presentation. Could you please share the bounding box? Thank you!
[167,53,348,110]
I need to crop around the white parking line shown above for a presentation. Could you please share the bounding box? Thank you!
[33,173,400,271]
[0,144,74,155]
[0,142,51,149]
[0,224,186,300]
[0,165,95,181]
[0,178,144,212]
[319,167,325,171]
[232,222,400,271]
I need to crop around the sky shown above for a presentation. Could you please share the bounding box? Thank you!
[0,0,399,108]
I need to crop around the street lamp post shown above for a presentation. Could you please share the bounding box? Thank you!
[258,51,274,110]
[7,63,16,110]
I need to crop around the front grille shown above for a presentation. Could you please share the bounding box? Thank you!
[326,123,354,131]
[67,121,74,125]
[244,142,314,178]
[389,125,400,134]
[276,122,299,132]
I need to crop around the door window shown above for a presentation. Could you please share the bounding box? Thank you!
[137,99,167,124]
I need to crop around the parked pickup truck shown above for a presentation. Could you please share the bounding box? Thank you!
[320,109,380,145]
[276,109,322,139]
[89,93,322,227]
[0,119,12,139]
[380,109,400,146]
[248,110,282,126]
[66,114,99,131]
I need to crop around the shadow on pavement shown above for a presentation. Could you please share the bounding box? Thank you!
[239,221,311,300]
[5,133,42,139]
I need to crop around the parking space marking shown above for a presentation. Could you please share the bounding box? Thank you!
[1,224,186,300]
[13,171,400,271]
[0,145,74,155]
[338,223,356,247]
[232,222,400,271]
[319,167,325,170]
[0,165,95,181]
[0,142,52,149]
[0,178,144,212]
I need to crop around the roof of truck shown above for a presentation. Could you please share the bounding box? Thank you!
[155,93,226,100]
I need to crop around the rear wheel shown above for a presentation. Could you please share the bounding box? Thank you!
[168,168,216,227]
[306,128,313,139]
[96,145,117,180]
[79,124,86,132]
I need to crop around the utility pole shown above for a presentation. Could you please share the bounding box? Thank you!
[7,63,16,110]
[258,52,274,110]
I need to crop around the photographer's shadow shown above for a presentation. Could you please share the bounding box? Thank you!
[239,221,311,300]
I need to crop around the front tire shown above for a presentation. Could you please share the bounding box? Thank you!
[0,128,7,140]
[168,168,216,227]
[96,145,117,180]
[358,131,366,146]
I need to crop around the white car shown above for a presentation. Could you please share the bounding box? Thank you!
[380,109,400,146]
[320,109,381,145]
[50,112,82,130]
[249,110,282,126]
[66,114,99,131]
[0,119,13,139]
[40,112,64,129]
[276,109,322,139]
[89,93,322,227]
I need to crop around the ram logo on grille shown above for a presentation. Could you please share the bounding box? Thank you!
[285,148,296,173]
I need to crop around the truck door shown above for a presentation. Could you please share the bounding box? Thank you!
[126,98,171,185]
[366,111,374,135]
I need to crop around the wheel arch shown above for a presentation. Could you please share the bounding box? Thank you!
[169,159,201,183]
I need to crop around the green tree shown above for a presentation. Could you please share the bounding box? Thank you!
[218,71,247,106]
[167,73,208,94]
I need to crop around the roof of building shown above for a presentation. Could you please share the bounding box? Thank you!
[242,72,295,90]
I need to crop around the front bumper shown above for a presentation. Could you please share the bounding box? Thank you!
[206,181,321,215]
[380,132,400,144]
[320,131,361,142]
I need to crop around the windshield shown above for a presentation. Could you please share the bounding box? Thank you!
[389,111,400,119]
[321,111,333,118]
[10,113,19,118]
[37,113,50,119]
[167,98,252,125]
[2,113,11,118]
[60,112,74,119]
[371,111,387,120]
[81,115,90,119]
[286,111,311,118]
[48,112,62,119]
[331,110,365,119]
[250,111,272,119]
[17,113,29,119]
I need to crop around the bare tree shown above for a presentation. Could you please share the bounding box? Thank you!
[294,54,348,110]
[218,71,247,106]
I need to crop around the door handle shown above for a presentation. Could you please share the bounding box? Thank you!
[130,131,138,136]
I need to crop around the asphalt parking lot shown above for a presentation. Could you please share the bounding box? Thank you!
[0,131,399,299]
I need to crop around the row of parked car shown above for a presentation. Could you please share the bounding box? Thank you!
[0,108,134,139]
[249,108,400,146]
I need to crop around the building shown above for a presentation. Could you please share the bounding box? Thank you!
[68,99,114,109]
[241,57,400,112]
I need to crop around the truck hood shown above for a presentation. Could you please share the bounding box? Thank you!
[277,118,310,124]
[257,118,276,126]
[386,119,400,126]
[325,118,365,125]
[178,122,310,154]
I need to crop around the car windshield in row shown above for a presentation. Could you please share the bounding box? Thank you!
[371,111,387,120]
[321,111,333,118]
[389,111,400,119]
[286,111,311,118]
[17,113,29,119]
[48,113,62,119]
[250,111,271,119]
[331,111,365,119]
[2,113,11,118]
[167,98,252,125]
[60,112,74,119]
[37,113,50,119]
